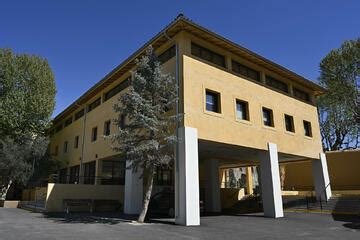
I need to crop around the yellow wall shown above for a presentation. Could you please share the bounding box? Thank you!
[45,183,124,212]
[284,150,360,190]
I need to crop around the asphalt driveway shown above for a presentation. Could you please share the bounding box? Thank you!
[0,208,359,240]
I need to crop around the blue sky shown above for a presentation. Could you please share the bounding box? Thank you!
[1,1,359,117]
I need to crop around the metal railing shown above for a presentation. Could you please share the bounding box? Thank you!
[50,174,125,185]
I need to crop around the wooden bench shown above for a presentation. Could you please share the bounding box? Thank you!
[63,199,93,213]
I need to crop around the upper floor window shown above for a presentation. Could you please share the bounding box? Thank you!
[232,61,260,82]
[303,120,312,137]
[64,117,73,127]
[74,135,79,149]
[91,127,98,142]
[262,107,274,127]
[158,45,176,64]
[104,78,130,101]
[284,114,295,132]
[104,120,111,136]
[265,76,289,93]
[119,115,126,129]
[206,90,221,113]
[294,87,311,102]
[191,43,226,68]
[74,109,85,120]
[87,98,101,112]
[64,141,68,153]
[236,99,249,121]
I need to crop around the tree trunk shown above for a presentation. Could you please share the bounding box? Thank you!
[1,180,12,200]
[137,167,155,223]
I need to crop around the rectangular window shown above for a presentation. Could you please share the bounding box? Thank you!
[232,61,260,82]
[191,43,226,68]
[158,45,176,64]
[236,100,249,121]
[54,145,59,156]
[104,120,111,136]
[64,117,73,127]
[265,76,289,93]
[206,90,221,113]
[83,161,96,185]
[59,168,68,184]
[74,135,79,148]
[104,78,131,101]
[75,109,85,120]
[87,97,101,112]
[294,88,311,102]
[284,114,295,132]
[101,160,125,185]
[91,127,97,142]
[262,107,274,127]
[119,115,126,129]
[156,167,173,186]
[64,141,68,153]
[303,120,312,137]
[69,165,80,184]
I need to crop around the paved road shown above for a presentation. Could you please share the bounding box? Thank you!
[0,208,359,240]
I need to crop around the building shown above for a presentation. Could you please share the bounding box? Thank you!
[48,15,331,226]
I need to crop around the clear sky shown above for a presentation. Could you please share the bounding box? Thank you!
[1,0,359,117]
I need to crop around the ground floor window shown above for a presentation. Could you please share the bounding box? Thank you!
[59,168,68,184]
[84,161,96,184]
[156,167,173,186]
[69,165,80,184]
[101,160,125,185]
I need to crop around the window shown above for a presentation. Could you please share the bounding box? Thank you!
[54,145,59,156]
[64,141,68,153]
[119,115,126,129]
[265,76,289,93]
[69,165,80,184]
[191,43,226,68]
[55,124,63,133]
[74,136,79,148]
[104,78,130,101]
[64,117,73,127]
[156,167,173,186]
[284,114,295,132]
[75,109,84,120]
[91,127,97,142]
[262,107,274,127]
[59,168,68,184]
[205,90,221,113]
[232,61,260,81]
[104,120,111,136]
[87,97,101,112]
[158,45,176,64]
[83,161,96,185]
[293,88,311,102]
[101,160,125,185]
[236,100,249,121]
[303,120,312,137]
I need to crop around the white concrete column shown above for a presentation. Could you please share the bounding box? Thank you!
[124,162,143,214]
[175,126,200,226]
[312,153,332,201]
[205,159,221,213]
[259,142,284,218]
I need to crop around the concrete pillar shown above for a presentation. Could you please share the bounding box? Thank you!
[259,143,284,218]
[312,153,332,201]
[204,159,221,213]
[124,162,143,214]
[246,167,253,195]
[175,126,200,226]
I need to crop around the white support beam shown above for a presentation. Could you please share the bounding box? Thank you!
[259,142,284,218]
[124,162,143,215]
[312,153,332,201]
[175,126,200,226]
[205,159,221,213]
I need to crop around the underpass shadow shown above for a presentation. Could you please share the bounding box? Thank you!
[331,196,360,230]
[332,214,360,230]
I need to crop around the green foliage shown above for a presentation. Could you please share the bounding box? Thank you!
[0,48,56,198]
[318,39,360,150]
[110,46,178,222]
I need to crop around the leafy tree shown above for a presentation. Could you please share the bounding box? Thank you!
[110,46,178,223]
[318,39,360,150]
[0,48,56,199]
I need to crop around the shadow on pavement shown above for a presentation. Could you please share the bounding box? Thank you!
[332,214,360,230]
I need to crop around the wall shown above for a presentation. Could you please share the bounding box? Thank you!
[283,150,360,191]
[45,183,124,212]
[180,32,322,159]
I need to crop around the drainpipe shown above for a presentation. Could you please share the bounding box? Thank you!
[75,102,87,184]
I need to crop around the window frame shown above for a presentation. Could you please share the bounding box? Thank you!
[74,135,79,149]
[63,141,68,153]
[284,114,295,133]
[91,127,98,142]
[262,107,275,127]
[265,75,289,93]
[235,99,250,121]
[232,60,261,82]
[205,89,221,114]
[104,120,111,136]
[303,120,313,137]
[191,42,226,68]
